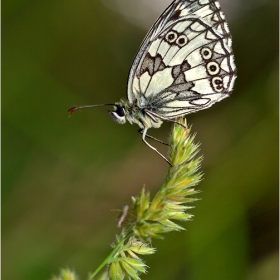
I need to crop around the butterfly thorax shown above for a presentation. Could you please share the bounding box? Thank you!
[111,98,163,129]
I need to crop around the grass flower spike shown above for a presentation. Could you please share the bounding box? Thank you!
[53,119,203,280]
[132,119,202,241]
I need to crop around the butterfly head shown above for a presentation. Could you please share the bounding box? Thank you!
[108,104,126,124]
[68,101,128,124]
[68,98,162,129]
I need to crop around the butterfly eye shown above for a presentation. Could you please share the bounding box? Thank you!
[176,35,188,47]
[109,105,126,124]
[200,47,212,60]
[165,31,177,43]
[206,61,220,75]
[115,105,125,117]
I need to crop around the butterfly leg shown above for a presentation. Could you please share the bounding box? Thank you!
[138,129,169,146]
[142,128,172,166]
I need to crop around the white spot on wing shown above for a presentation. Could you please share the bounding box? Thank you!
[163,45,180,65]
[166,100,192,109]
[215,1,221,9]
[221,57,230,72]
[216,25,223,34]
[191,78,213,95]
[164,100,186,108]
[145,68,173,97]
[190,21,207,32]
[213,14,220,22]
[149,39,161,57]
[191,98,211,106]
[223,23,230,34]
[199,0,210,5]
[173,21,190,33]
[139,72,151,94]
[227,38,233,48]
[213,41,226,54]
[220,13,226,21]
[228,75,236,92]
[223,75,230,88]
[187,51,203,67]
[223,39,231,52]
[158,41,171,58]
[132,77,140,94]
[180,8,191,16]
[184,65,208,81]
[206,30,218,40]
[230,55,236,70]
[194,5,212,18]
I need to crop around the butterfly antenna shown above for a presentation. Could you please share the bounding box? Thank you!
[68,104,116,115]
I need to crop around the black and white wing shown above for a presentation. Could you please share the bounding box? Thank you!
[127,0,236,118]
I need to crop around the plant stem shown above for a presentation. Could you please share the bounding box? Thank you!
[88,230,134,279]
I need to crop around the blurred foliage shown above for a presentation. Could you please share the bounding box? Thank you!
[2,0,278,280]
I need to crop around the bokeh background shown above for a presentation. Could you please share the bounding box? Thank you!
[2,0,279,279]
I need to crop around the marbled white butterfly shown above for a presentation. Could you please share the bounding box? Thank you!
[69,0,236,165]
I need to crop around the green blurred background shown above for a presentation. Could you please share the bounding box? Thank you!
[2,0,278,279]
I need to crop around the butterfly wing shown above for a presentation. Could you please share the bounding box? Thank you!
[127,0,236,118]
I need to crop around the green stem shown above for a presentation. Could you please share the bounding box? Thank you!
[88,230,134,279]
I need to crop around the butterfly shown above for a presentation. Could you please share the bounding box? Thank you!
[69,0,236,165]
